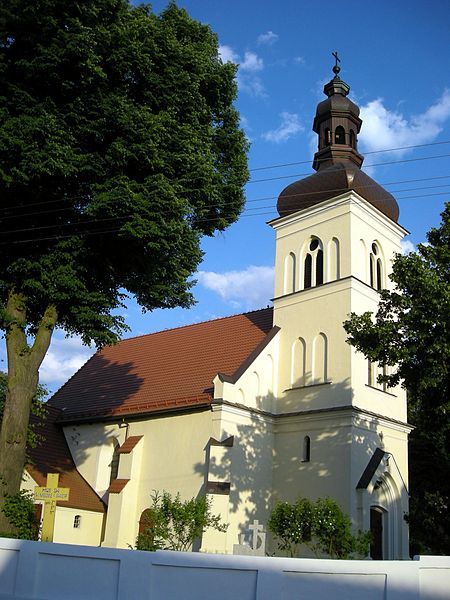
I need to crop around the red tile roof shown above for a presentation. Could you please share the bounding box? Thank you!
[117,436,142,454]
[49,308,274,422]
[26,406,105,513]
[108,479,130,494]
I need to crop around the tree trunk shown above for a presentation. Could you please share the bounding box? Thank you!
[0,292,57,535]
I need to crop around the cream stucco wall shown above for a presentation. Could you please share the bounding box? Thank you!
[93,409,213,549]
[202,403,274,554]
[63,422,127,500]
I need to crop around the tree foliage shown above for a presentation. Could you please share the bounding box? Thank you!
[344,203,450,555]
[0,490,40,540]
[0,0,248,528]
[268,497,369,559]
[135,490,228,552]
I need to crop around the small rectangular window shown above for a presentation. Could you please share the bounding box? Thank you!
[73,515,81,529]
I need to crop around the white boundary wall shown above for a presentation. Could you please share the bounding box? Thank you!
[0,537,449,600]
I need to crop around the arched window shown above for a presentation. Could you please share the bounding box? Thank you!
[73,515,81,529]
[316,248,323,285]
[302,436,311,462]
[335,125,346,144]
[368,360,374,387]
[312,332,328,383]
[368,361,388,392]
[304,253,312,289]
[328,237,340,281]
[109,439,120,484]
[291,337,306,387]
[370,242,383,290]
[349,129,356,148]
[284,252,296,294]
[251,371,260,400]
[303,237,323,289]
[324,127,331,147]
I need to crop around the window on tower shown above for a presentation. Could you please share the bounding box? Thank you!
[303,237,323,289]
[370,242,383,290]
[109,439,120,484]
[302,436,311,462]
[349,129,356,148]
[335,125,346,144]
[324,127,331,147]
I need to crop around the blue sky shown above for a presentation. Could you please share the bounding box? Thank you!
[15,0,450,392]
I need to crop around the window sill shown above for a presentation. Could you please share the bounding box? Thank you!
[284,381,332,392]
[365,384,397,398]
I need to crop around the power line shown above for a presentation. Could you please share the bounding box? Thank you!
[249,139,450,172]
[2,174,450,223]
[1,189,448,244]
[248,153,450,184]
[1,145,450,216]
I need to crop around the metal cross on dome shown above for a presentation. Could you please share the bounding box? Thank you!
[332,51,341,76]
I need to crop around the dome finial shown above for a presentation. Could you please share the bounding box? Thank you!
[332,51,341,77]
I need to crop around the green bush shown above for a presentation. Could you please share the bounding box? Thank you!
[135,491,227,552]
[1,490,40,540]
[269,496,370,559]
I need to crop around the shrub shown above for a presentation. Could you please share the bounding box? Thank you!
[135,491,227,552]
[269,496,370,559]
[1,490,40,540]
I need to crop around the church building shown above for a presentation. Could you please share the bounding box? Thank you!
[25,63,411,559]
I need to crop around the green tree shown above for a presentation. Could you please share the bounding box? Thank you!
[344,203,450,555]
[269,496,369,559]
[135,490,227,552]
[0,0,248,531]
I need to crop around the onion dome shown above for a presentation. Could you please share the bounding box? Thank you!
[277,55,399,222]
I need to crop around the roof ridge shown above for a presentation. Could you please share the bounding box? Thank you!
[116,306,273,344]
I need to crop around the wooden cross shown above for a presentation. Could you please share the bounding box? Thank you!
[34,473,70,542]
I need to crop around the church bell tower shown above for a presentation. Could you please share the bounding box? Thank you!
[269,57,411,559]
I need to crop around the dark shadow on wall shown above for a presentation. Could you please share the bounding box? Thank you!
[194,376,388,551]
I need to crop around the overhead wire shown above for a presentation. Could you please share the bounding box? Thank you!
[248,153,450,184]
[1,140,450,215]
[248,139,450,171]
[2,175,450,222]
[1,143,450,240]
[1,186,449,244]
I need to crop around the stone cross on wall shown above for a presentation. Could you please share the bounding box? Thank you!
[233,519,266,556]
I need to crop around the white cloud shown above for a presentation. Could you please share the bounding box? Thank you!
[197,266,274,309]
[359,89,450,155]
[218,44,239,64]
[257,31,279,46]
[294,56,306,65]
[400,240,416,254]
[219,46,263,72]
[240,51,264,72]
[262,111,304,143]
[39,333,94,392]
[239,75,266,97]
[218,45,265,97]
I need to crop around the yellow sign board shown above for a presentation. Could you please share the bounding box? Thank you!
[34,486,70,501]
